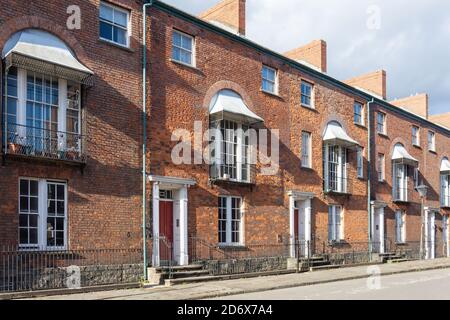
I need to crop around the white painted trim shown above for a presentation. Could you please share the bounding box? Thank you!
[148,175,196,186]
[152,183,160,267]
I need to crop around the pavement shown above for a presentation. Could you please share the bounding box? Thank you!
[23,257,450,300]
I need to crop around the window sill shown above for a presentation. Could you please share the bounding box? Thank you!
[428,149,437,154]
[412,144,421,149]
[218,244,246,249]
[98,38,133,52]
[377,132,389,138]
[301,103,315,110]
[260,89,283,100]
[354,123,367,129]
[170,59,201,71]
[395,242,407,246]
[301,165,314,171]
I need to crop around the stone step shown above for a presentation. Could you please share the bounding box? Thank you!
[155,264,204,272]
[387,258,409,264]
[165,269,296,287]
[161,270,210,279]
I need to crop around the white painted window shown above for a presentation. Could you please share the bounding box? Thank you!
[328,205,343,242]
[301,131,312,168]
[412,126,420,146]
[357,147,364,178]
[323,144,348,193]
[172,30,194,66]
[441,174,450,207]
[262,65,277,94]
[19,178,67,250]
[301,81,313,108]
[218,196,242,245]
[377,153,385,182]
[4,68,81,157]
[395,211,406,243]
[428,131,436,152]
[214,120,250,183]
[377,112,386,134]
[99,2,130,47]
[354,102,364,125]
[393,163,408,201]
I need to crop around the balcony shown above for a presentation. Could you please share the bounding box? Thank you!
[323,176,353,195]
[209,163,256,185]
[4,123,85,164]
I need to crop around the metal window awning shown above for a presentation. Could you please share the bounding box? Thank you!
[2,29,94,86]
[392,144,419,166]
[322,122,359,148]
[209,89,264,125]
[441,158,450,174]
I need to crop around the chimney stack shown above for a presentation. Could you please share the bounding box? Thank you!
[199,0,246,36]
[390,93,429,119]
[344,70,387,100]
[284,40,327,73]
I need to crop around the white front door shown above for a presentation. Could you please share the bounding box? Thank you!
[173,195,181,265]
[444,216,449,258]
[372,207,385,253]
[425,211,436,259]
[296,199,311,257]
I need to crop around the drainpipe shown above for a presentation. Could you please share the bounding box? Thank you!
[367,98,375,258]
[142,0,154,281]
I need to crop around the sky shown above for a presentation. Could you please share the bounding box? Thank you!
[163,0,450,115]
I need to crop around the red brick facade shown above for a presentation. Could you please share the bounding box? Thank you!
[0,0,449,265]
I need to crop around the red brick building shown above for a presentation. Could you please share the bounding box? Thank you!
[0,0,449,277]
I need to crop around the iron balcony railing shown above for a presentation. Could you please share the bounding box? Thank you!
[393,186,412,202]
[323,176,353,194]
[4,123,85,163]
[209,162,256,185]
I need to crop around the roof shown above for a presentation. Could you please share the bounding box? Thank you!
[2,29,93,76]
[149,0,450,137]
[323,122,359,148]
[392,144,419,166]
[209,89,264,124]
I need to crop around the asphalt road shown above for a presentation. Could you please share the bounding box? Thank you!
[212,269,450,300]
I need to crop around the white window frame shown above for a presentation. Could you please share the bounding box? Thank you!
[324,144,348,193]
[412,126,420,146]
[357,147,364,178]
[171,29,195,67]
[428,131,436,152]
[218,196,243,246]
[18,178,68,251]
[301,81,314,108]
[262,65,278,94]
[395,210,406,243]
[301,131,312,168]
[6,68,81,153]
[328,205,344,242]
[377,112,386,135]
[377,153,385,182]
[393,162,408,202]
[441,174,450,208]
[99,1,131,48]
[353,102,364,125]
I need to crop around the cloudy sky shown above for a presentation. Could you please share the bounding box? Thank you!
[164,0,450,115]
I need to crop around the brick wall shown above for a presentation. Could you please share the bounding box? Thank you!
[0,0,144,249]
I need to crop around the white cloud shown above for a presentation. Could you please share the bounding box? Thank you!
[163,0,450,115]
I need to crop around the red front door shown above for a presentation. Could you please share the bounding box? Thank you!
[294,209,299,241]
[159,201,173,261]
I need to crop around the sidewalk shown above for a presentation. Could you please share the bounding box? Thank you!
[24,258,450,300]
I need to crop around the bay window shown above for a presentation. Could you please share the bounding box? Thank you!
[4,67,82,161]
[218,196,243,245]
[19,178,67,250]
[441,174,450,207]
[323,144,348,193]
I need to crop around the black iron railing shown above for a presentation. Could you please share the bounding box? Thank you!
[209,162,257,184]
[0,246,143,293]
[323,176,353,194]
[4,123,85,163]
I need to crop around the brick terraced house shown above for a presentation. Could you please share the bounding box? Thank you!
[0,0,449,287]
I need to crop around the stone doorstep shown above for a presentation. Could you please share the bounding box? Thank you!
[0,282,141,300]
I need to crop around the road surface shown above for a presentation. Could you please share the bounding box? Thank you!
[212,269,450,300]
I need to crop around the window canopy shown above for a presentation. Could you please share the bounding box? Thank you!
[2,29,93,85]
[392,144,418,166]
[209,89,264,124]
[322,121,359,148]
[441,158,450,174]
